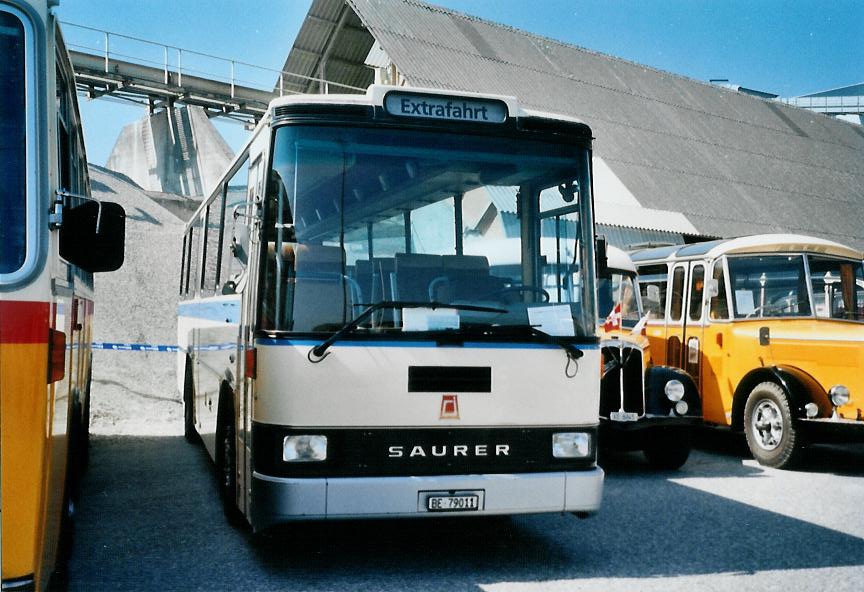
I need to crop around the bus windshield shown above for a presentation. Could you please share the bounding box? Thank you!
[598,270,641,328]
[0,11,26,275]
[261,124,594,337]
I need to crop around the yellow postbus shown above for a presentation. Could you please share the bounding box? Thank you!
[631,234,864,468]
[0,1,125,589]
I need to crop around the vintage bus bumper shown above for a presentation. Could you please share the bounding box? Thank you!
[250,468,604,530]
[799,417,864,444]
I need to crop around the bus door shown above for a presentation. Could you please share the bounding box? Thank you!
[700,257,732,425]
[664,263,688,369]
[238,156,264,516]
[665,261,706,384]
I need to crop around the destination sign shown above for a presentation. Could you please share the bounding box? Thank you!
[384,92,508,124]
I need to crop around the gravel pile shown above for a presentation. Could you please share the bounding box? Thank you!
[88,164,193,435]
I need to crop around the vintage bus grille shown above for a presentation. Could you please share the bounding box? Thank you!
[600,344,645,417]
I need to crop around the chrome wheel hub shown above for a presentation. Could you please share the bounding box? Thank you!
[751,399,783,451]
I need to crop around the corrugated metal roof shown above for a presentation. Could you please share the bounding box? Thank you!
[284,0,864,251]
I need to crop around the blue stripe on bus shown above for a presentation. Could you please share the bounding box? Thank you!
[255,338,598,350]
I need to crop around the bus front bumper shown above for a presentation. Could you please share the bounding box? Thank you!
[799,417,864,443]
[250,468,604,531]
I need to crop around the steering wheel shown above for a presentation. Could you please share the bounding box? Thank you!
[482,286,550,303]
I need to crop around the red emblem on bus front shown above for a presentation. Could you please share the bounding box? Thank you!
[440,394,460,419]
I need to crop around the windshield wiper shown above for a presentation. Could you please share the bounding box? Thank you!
[307,300,507,362]
[474,323,584,361]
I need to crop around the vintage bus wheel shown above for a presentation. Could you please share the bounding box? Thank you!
[183,359,197,443]
[215,393,244,526]
[744,382,803,469]
[643,427,692,470]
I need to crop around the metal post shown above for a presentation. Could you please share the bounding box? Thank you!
[367,222,374,260]
[163,46,168,84]
[177,48,183,87]
[279,73,284,97]
[230,60,235,99]
[454,193,463,255]
[403,211,412,254]
[104,32,109,72]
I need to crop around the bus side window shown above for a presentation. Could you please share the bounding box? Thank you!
[688,264,705,322]
[710,260,729,319]
[180,233,187,296]
[203,190,226,294]
[669,266,685,322]
[187,223,200,298]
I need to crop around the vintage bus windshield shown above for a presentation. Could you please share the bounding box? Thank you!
[0,10,26,275]
[598,270,641,328]
[261,124,594,337]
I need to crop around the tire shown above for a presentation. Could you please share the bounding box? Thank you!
[643,427,692,470]
[183,359,197,444]
[215,391,244,526]
[743,381,803,469]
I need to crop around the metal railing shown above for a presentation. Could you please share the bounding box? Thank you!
[61,21,366,98]
[778,94,864,115]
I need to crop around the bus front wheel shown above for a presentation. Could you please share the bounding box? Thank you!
[215,392,244,526]
[643,427,692,470]
[744,381,803,469]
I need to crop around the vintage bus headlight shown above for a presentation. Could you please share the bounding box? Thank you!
[664,379,685,402]
[829,385,851,407]
[674,400,689,415]
[552,432,591,458]
[283,435,328,462]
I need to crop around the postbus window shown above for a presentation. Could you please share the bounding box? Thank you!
[637,264,667,319]
[0,11,27,275]
[203,194,225,293]
[219,160,249,290]
[808,255,864,322]
[688,264,705,321]
[709,260,729,320]
[180,234,187,295]
[187,224,200,297]
[727,255,811,318]
[669,266,685,322]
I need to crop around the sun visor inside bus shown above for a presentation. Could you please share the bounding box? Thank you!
[60,200,126,272]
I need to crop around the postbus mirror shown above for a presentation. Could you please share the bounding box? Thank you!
[706,278,719,298]
[595,235,609,278]
[59,200,126,272]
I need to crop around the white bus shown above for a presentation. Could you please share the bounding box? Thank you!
[178,86,603,530]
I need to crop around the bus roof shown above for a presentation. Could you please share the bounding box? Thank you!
[630,234,864,264]
[267,85,590,127]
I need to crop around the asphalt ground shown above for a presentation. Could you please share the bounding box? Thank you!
[67,431,864,592]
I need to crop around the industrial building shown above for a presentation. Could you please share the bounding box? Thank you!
[277,0,864,250]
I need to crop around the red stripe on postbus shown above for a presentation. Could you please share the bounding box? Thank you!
[0,301,51,344]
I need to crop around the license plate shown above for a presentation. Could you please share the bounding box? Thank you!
[426,495,480,512]
[610,411,639,422]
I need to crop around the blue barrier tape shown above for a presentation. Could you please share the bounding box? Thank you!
[91,342,180,352]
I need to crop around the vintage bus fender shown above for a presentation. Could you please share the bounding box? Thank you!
[644,366,702,417]
[731,366,833,430]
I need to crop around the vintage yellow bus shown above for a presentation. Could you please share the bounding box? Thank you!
[631,235,864,468]
[0,1,124,589]
[597,246,700,469]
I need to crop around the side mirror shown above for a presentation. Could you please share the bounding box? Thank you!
[706,278,719,298]
[59,200,125,272]
[595,235,609,279]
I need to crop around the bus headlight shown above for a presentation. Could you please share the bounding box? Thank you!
[283,435,328,462]
[552,432,591,458]
[664,379,685,402]
[829,385,851,407]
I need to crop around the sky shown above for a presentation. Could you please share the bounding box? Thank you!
[57,0,864,166]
